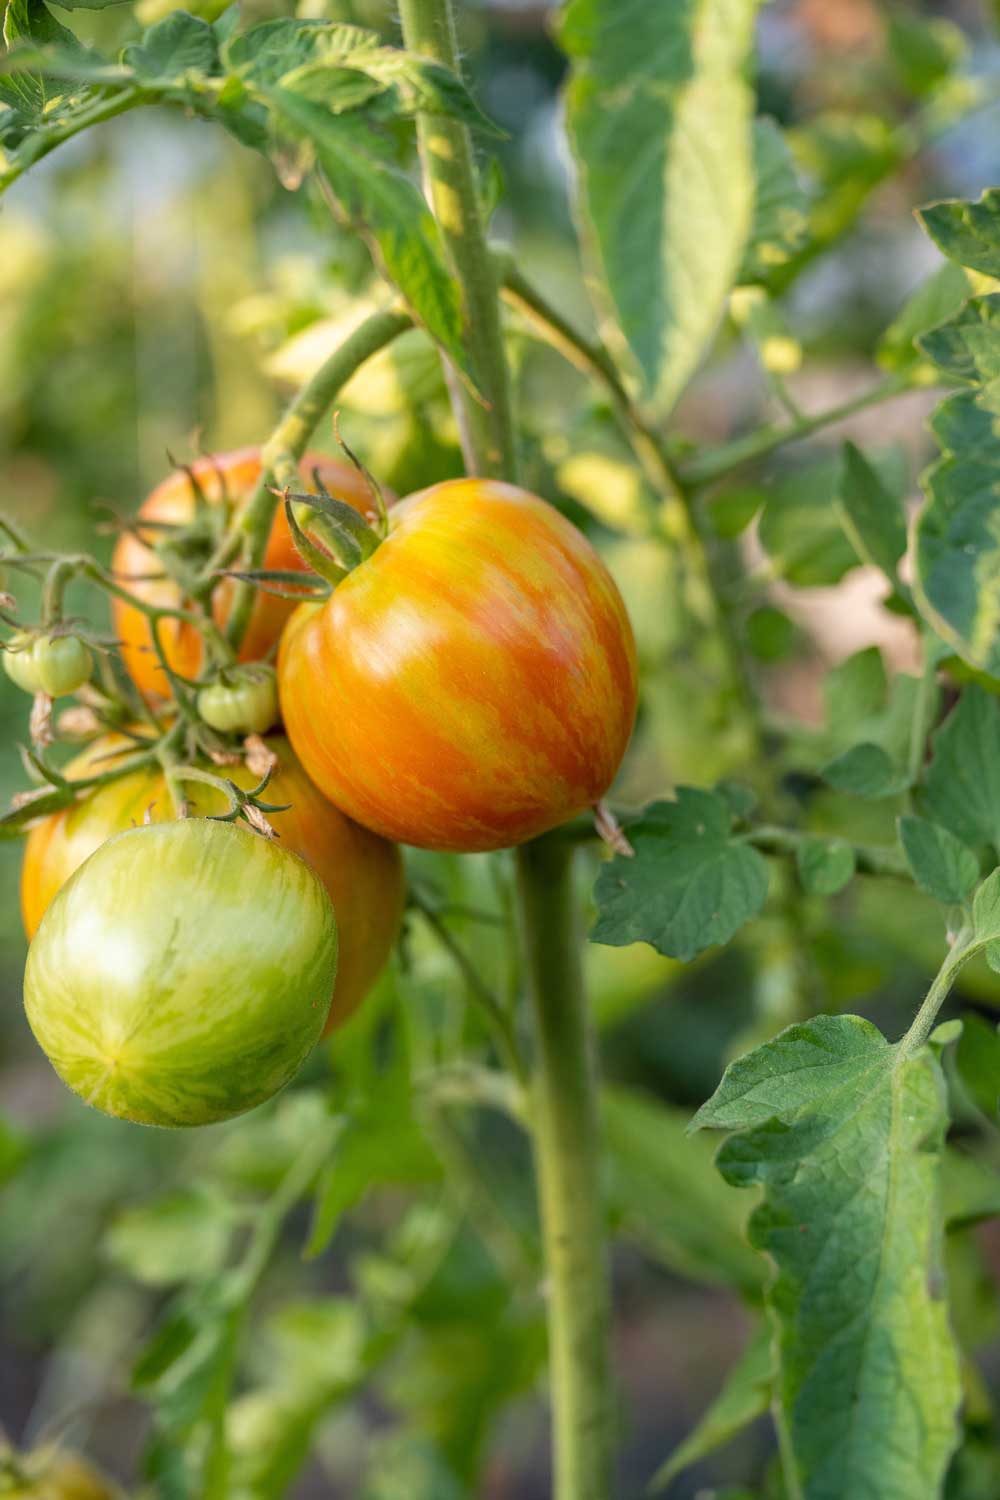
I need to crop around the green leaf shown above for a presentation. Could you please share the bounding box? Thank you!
[898,815,979,904]
[693,1014,962,1500]
[282,47,501,135]
[877,261,972,374]
[758,453,879,587]
[1,0,85,115]
[363,1435,465,1500]
[649,1323,773,1492]
[821,741,905,799]
[955,1013,1000,1121]
[739,117,809,285]
[919,190,1000,279]
[824,645,888,740]
[914,383,1000,675]
[795,836,855,896]
[223,19,376,86]
[122,11,219,85]
[591,788,769,962]
[973,867,1000,943]
[707,486,765,539]
[942,1143,1000,1227]
[835,440,909,592]
[888,10,966,97]
[559,0,757,416]
[104,1185,235,1287]
[305,1078,440,1257]
[603,1086,764,1296]
[923,687,1000,850]
[268,90,476,396]
[746,604,795,663]
[918,295,1000,384]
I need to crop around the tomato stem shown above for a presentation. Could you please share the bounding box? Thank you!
[898,925,977,1061]
[516,835,615,1500]
[397,0,518,481]
[223,306,413,652]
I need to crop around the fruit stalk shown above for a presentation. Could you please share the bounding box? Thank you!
[397,0,517,480]
[516,835,615,1500]
[225,306,413,651]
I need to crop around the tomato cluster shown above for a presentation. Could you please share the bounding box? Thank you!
[17,451,636,1130]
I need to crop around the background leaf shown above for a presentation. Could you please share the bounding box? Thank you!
[560,0,757,415]
[919,190,1000,278]
[738,117,809,285]
[649,1323,772,1492]
[898,815,980,904]
[922,687,1000,851]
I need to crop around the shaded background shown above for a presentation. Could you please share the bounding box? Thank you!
[4,0,1000,1495]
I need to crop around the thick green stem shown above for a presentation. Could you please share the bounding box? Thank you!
[224,306,412,651]
[394,11,610,1493]
[397,0,517,480]
[516,837,615,1500]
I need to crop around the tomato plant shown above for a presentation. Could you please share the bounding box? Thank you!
[279,479,638,851]
[3,1,1000,1498]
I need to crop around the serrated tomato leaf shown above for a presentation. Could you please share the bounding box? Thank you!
[694,1014,961,1500]
[836,440,909,593]
[649,1322,773,1493]
[898,815,980,904]
[918,295,1000,384]
[918,190,1000,279]
[739,117,808,286]
[591,788,769,962]
[559,0,757,416]
[922,686,1000,851]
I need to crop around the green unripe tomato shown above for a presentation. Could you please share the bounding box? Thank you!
[197,666,279,736]
[4,632,92,697]
[24,819,337,1127]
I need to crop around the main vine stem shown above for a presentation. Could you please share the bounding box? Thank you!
[397,2,615,1495]
[396,0,516,479]
[516,837,615,1499]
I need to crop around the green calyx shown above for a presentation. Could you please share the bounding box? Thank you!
[282,485,385,587]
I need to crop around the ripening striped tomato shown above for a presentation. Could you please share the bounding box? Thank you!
[111,447,375,698]
[21,734,404,1033]
[278,479,638,852]
[24,819,337,1127]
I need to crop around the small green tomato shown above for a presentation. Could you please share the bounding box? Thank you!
[23,819,337,1127]
[198,666,279,736]
[4,631,92,697]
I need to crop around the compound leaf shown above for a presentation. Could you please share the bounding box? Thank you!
[560,0,757,416]
[694,1014,962,1500]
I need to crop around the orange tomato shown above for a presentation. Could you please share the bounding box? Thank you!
[111,447,375,698]
[278,479,638,852]
[21,734,404,1033]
